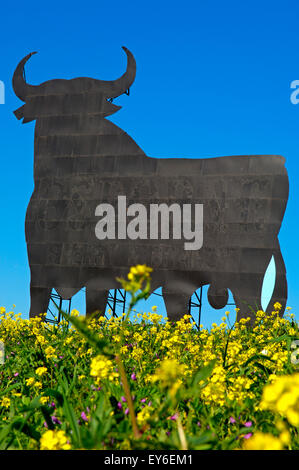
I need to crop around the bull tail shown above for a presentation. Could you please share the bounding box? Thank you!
[265,247,287,317]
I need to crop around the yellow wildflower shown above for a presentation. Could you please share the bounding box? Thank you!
[137,406,153,426]
[40,430,71,450]
[45,346,57,359]
[243,432,283,450]
[1,397,10,408]
[260,373,299,426]
[26,377,35,387]
[90,354,119,384]
[35,367,48,377]
[40,396,49,405]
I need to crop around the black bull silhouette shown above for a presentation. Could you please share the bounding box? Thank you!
[13,48,289,322]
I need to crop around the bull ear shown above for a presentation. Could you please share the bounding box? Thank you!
[12,52,38,102]
[14,105,25,120]
[13,104,35,124]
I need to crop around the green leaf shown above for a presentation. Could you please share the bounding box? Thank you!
[266,333,290,344]
[188,434,215,449]
[43,388,64,407]
[10,418,41,441]
[60,387,81,448]
[251,361,272,375]
[0,383,20,397]
[19,396,42,412]
[190,359,217,390]
[242,354,276,368]
[0,415,41,449]
[40,405,55,430]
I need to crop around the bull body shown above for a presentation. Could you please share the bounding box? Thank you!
[13,48,289,321]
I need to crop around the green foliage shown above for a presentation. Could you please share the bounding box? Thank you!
[0,274,298,450]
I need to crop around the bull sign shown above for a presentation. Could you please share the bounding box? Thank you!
[12,47,289,322]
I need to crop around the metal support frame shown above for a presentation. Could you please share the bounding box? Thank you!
[45,291,72,324]
[105,287,204,327]
[45,287,235,327]
[106,289,127,317]
[152,288,203,328]
[188,289,203,328]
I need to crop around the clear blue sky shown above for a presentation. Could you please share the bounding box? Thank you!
[0,0,298,328]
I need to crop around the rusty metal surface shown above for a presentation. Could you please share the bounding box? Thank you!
[12,48,289,321]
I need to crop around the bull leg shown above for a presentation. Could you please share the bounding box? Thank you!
[163,289,191,322]
[231,248,288,325]
[86,288,108,318]
[230,275,264,325]
[29,286,51,319]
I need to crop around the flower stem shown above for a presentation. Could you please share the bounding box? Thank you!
[115,354,141,439]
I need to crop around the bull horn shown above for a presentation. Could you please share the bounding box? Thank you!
[99,46,136,99]
[12,52,38,101]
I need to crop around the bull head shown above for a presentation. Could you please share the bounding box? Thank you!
[12,47,136,123]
